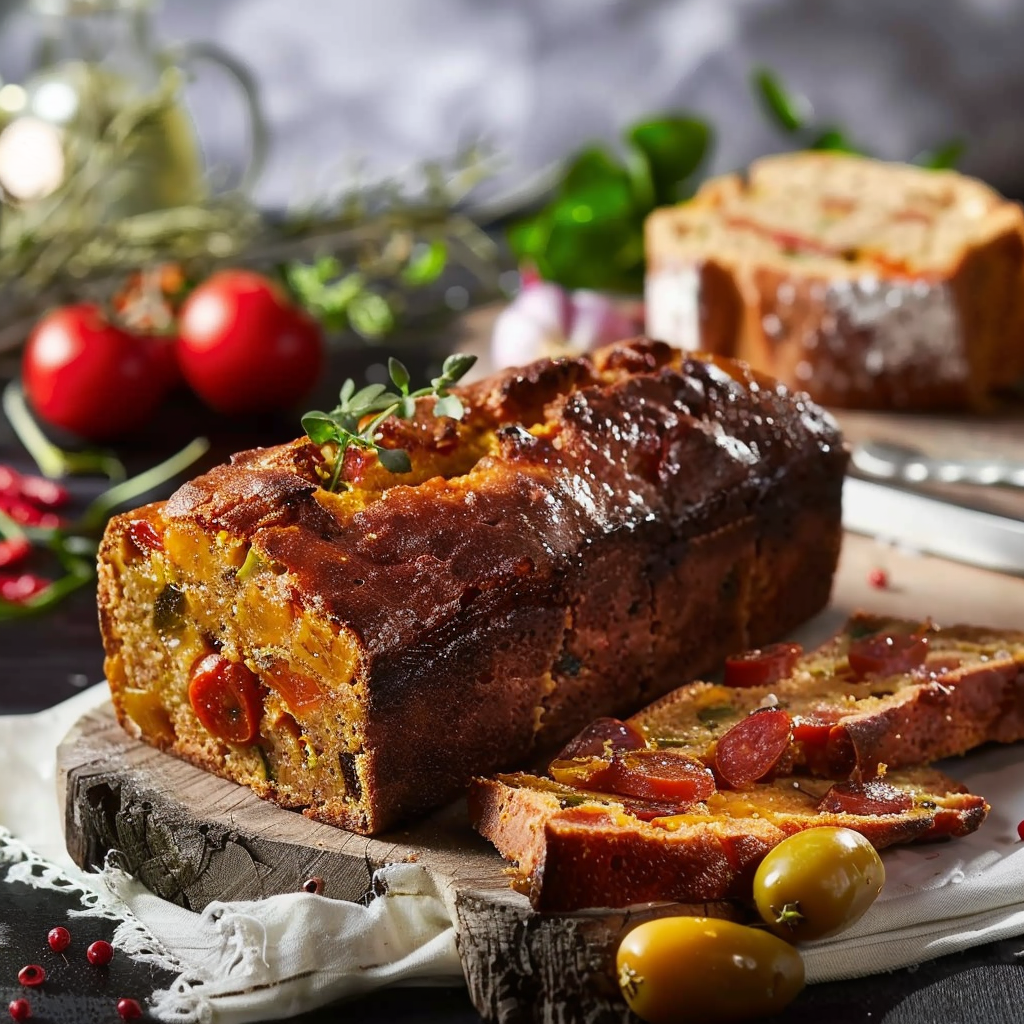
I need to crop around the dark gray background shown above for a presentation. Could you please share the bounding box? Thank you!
[2,0,1023,210]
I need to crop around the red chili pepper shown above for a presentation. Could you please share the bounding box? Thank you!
[0,496,62,529]
[0,538,31,569]
[0,575,49,603]
[0,465,21,496]
[17,475,69,510]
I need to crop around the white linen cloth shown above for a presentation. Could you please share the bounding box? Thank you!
[1,683,1024,1022]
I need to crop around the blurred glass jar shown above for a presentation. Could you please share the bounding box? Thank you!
[0,0,266,215]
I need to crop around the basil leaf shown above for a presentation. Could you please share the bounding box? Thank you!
[627,116,711,205]
[560,145,631,195]
[753,68,808,133]
[916,139,965,170]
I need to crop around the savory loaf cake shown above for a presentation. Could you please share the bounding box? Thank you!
[97,338,847,834]
[645,152,1024,410]
[470,768,987,912]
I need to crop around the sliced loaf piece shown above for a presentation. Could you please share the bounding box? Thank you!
[645,152,1024,410]
[469,768,987,912]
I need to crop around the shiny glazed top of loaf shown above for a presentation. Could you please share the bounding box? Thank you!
[157,339,845,672]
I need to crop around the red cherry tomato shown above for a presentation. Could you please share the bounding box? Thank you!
[723,643,803,688]
[177,270,323,415]
[127,520,164,555]
[22,304,170,441]
[847,632,928,678]
[714,707,792,787]
[188,654,263,744]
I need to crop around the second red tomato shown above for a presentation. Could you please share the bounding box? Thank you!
[177,270,323,415]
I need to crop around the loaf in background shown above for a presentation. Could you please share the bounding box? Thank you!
[645,152,1024,410]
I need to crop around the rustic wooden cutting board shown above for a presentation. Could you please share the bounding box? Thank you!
[58,533,1024,1024]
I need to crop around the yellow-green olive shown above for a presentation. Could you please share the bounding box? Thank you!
[616,916,805,1024]
[753,827,885,942]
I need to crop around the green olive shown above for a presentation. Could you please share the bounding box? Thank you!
[616,916,805,1024]
[753,827,885,942]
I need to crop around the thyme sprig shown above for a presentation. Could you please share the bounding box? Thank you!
[302,353,477,492]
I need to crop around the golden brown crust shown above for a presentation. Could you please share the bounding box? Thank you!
[99,339,847,834]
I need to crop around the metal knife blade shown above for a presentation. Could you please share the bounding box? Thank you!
[842,476,1024,577]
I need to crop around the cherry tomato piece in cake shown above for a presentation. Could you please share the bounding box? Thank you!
[847,631,928,679]
[177,270,323,415]
[714,707,793,788]
[753,827,885,942]
[188,654,263,745]
[22,304,169,441]
[127,520,164,556]
[723,643,803,688]
[817,778,914,816]
[553,716,648,763]
[617,916,804,1024]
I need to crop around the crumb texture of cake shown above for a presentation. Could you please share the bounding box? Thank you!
[645,152,1024,410]
[469,612,1019,911]
[97,338,847,835]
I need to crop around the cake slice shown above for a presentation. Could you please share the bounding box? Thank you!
[645,151,1024,410]
[97,339,846,834]
[469,769,987,913]
[636,612,1024,780]
[469,612,1022,911]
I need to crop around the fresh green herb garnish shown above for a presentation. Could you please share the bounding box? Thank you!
[754,67,963,169]
[302,353,477,492]
[3,383,126,482]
